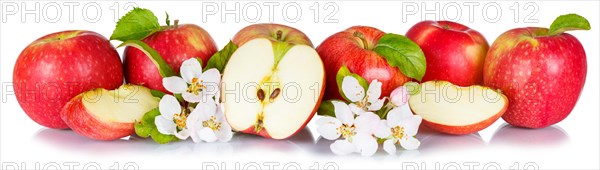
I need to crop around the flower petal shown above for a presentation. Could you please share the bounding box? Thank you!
[332,101,354,125]
[386,107,403,127]
[180,58,203,84]
[330,140,356,155]
[196,98,217,121]
[182,92,202,103]
[349,103,366,116]
[186,108,202,129]
[200,68,221,97]
[341,76,365,102]
[367,98,385,111]
[400,136,421,150]
[366,79,382,103]
[216,123,233,142]
[353,133,378,156]
[317,121,342,140]
[155,116,176,135]
[355,112,380,134]
[162,77,188,94]
[383,139,397,155]
[316,116,341,126]
[198,127,218,142]
[158,95,181,120]
[374,120,391,138]
[390,86,409,106]
[175,129,191,140]
[402,115,422,136]
[190,128,201,143]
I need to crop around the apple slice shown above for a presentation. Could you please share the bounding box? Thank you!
[61,84,159,140]
[222,38,325,139]
[408,81,508,135]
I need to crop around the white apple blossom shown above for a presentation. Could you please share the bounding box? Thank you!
[341,76,386,115]
[374,107,422,155]
[317,101,380,156]
[186,98,233,143]
[162,58,221,103]
[155,94,192,140]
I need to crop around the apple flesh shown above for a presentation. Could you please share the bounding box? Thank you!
[61,84,159,140]
[316,26,412,100]
[13,30,124,129]
[484,27,587,128]
[409,81,508,135]
[406,21,489,86]
[222,24,325,139]
[124,24,217,93]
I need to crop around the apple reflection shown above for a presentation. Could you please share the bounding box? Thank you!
[490,123,569,146]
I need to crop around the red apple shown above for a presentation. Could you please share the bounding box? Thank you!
[13,30,124,129]
[124,23,217,93]
[316,26,412,100]
[406,20,489,86]
[61,84,159,140]
[483,14,589,128]
[222,24,325,139]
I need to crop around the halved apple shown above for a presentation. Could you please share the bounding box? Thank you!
[222,24,325,139]
[61,84,159,140]
[408,81,508,135]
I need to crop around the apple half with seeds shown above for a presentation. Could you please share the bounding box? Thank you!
[61,84,159,140]
[408,81,508,135]
[222,24,325,139]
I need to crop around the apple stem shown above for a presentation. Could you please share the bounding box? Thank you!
[276,30,283,41]
[353,31,369,50]
[174,19,179,28]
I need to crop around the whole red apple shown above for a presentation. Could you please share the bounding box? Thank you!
[484,14,589,128]
[316,26,412,100]
[13,30,124,129]
[124,23,217,93]
[406,20,489,86]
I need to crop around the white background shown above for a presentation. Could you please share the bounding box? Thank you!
[1,1,599,169]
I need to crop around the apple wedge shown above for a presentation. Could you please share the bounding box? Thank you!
[222,24,325,140]
[61,84,159,140]
[408,81,508,135]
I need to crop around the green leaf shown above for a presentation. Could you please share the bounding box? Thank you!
[110,8,162,41]
[134,108,179,144]
[549,14,591,35]
[317,100,343,117]
[117,40,176,78]
[150,90,166,98]
[373,33,426,81]
[165,12,171,27]
[336,65,369,102]
[204,41,238,72]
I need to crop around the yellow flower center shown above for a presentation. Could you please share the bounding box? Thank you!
[186,77,205,95]
[391,126,405,140]
[203,116,222,131]
[336,124,357,139]
[355,96,371,109]
[173,110,189,131]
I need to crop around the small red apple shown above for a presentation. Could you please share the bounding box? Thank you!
[484,14,589,128]
[406,20,489,86]
[316,26,413,100]
[124,22,217,93]
[13,30,124,129]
